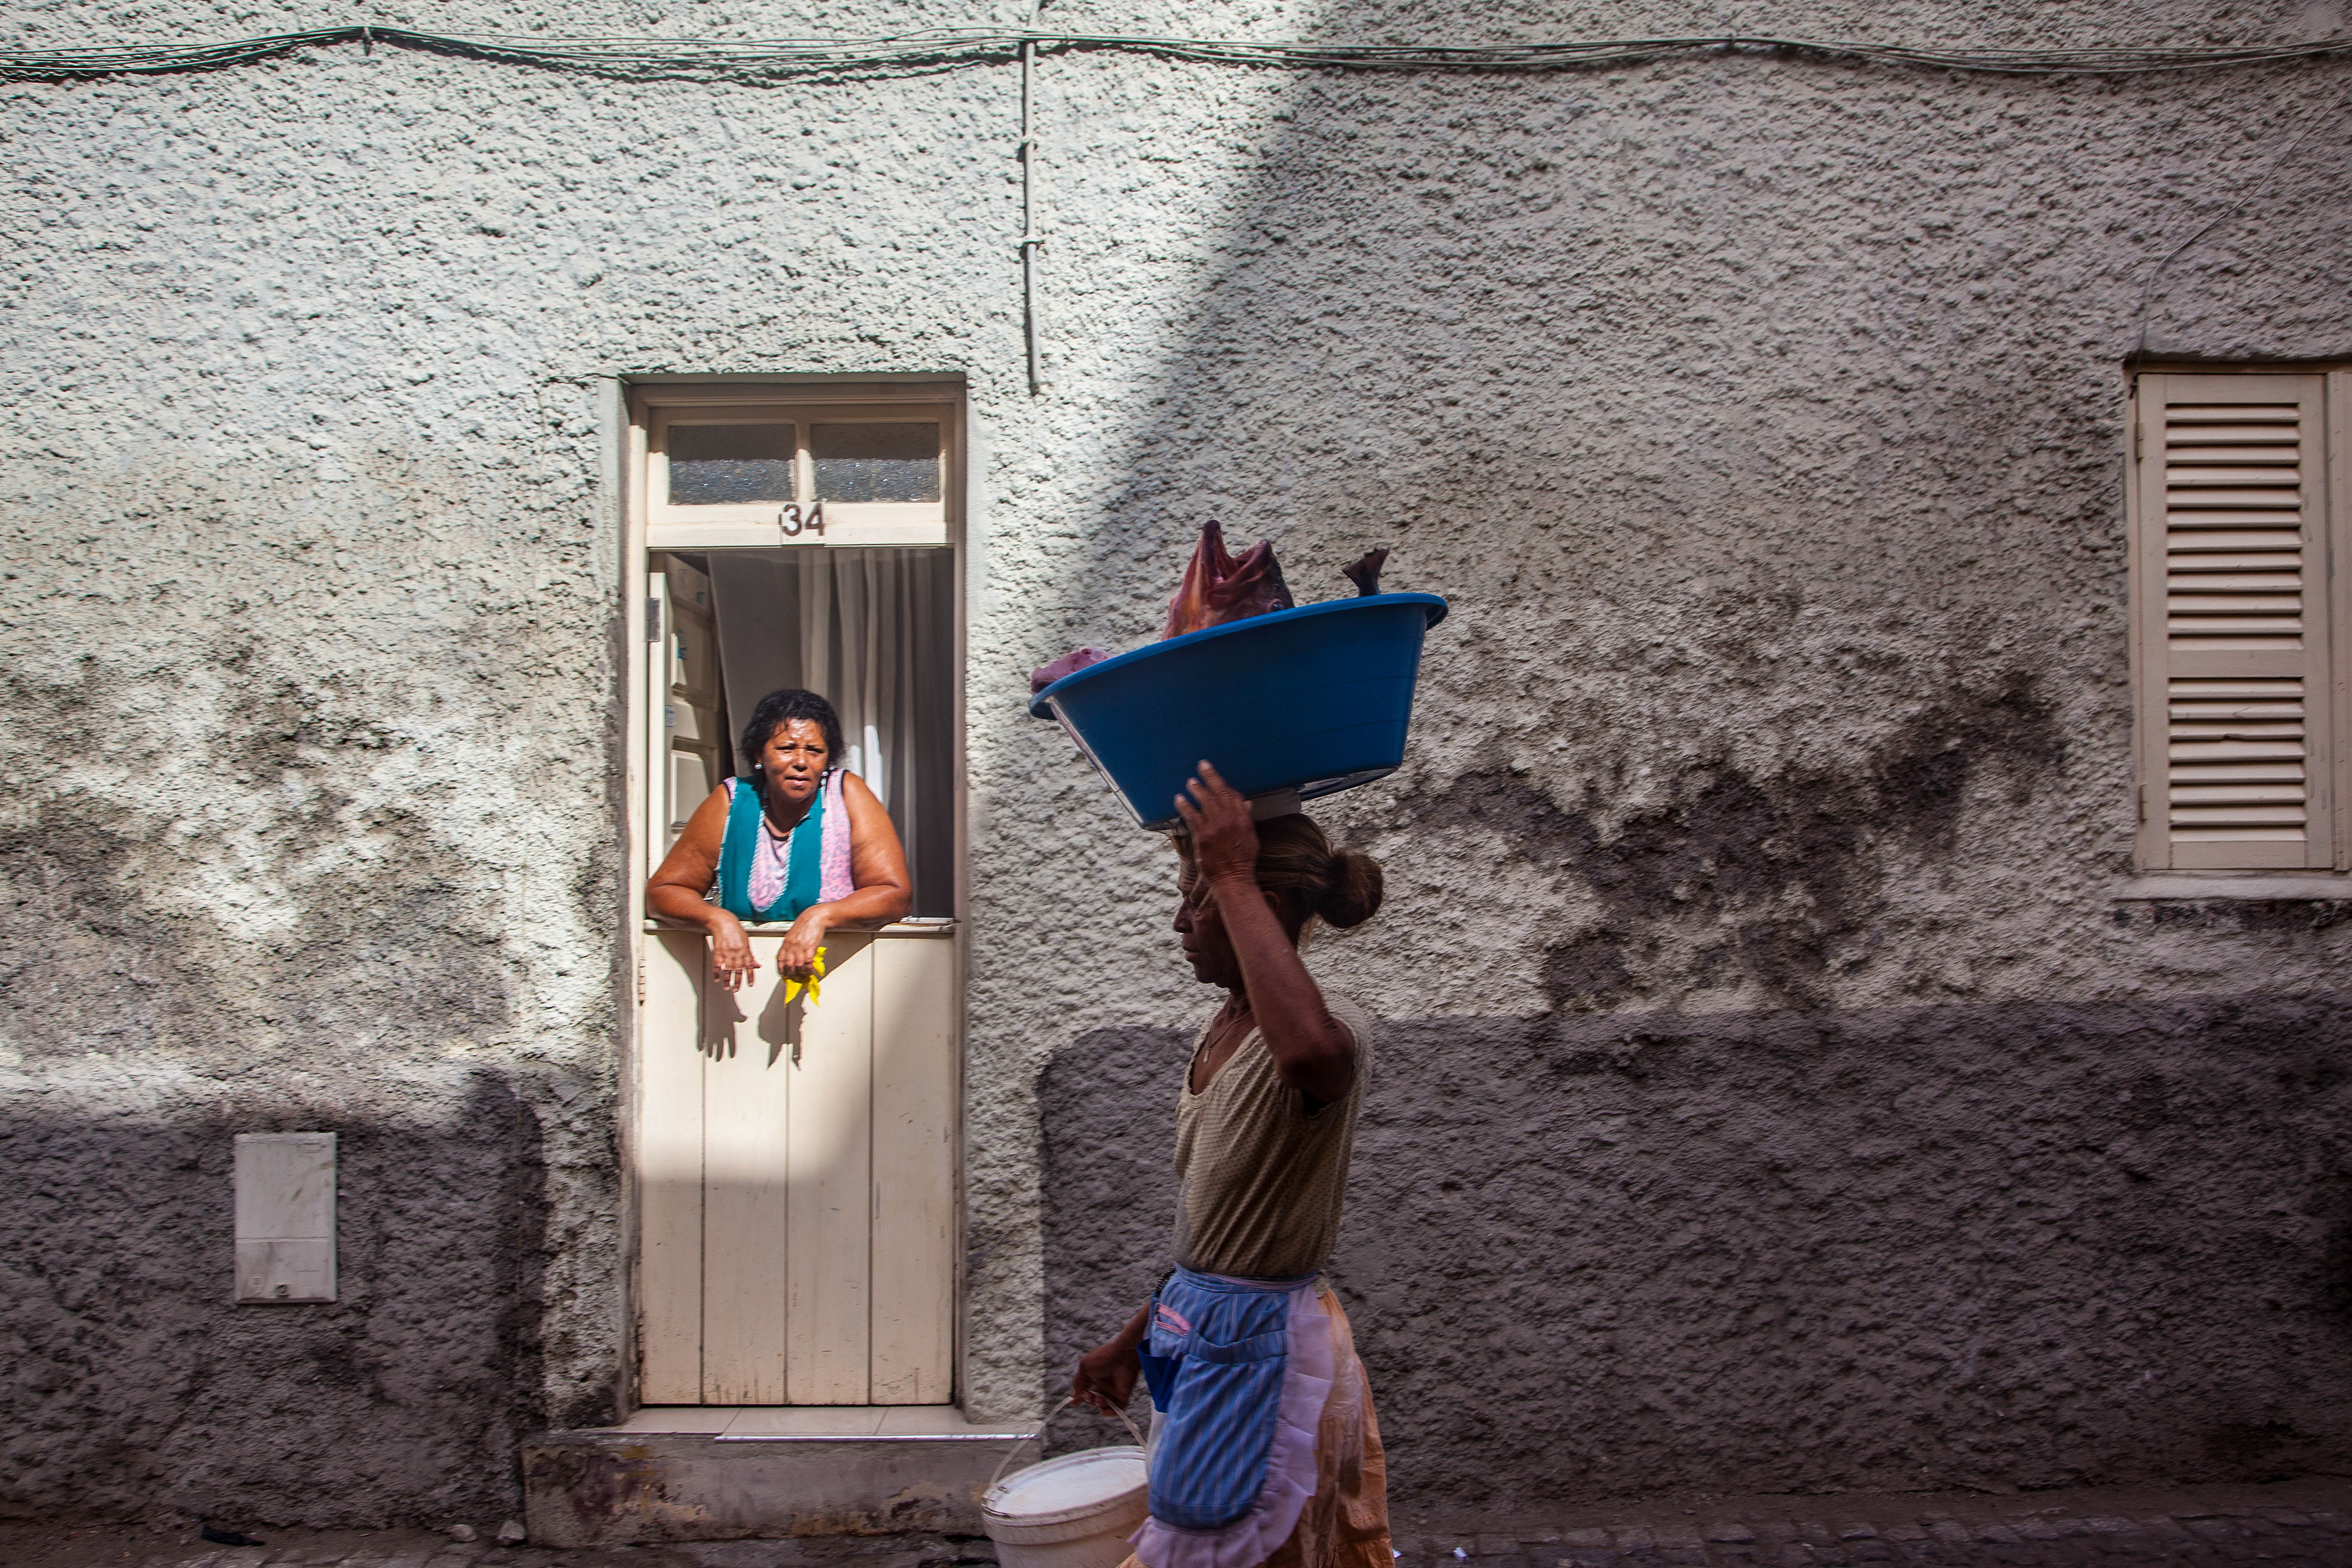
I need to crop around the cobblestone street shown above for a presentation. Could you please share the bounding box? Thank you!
[1388,1474,2352,1568]
[7,1478,2349,1568]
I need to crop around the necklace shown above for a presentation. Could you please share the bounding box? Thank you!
[1189,998,1253,1090]
[757,773,814,838]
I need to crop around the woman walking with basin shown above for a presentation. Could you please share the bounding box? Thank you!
[1071,761,1392,1568]
[646,686,912,985]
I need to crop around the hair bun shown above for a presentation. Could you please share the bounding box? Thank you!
[1315,848,1384,929]
[1200,813,1387,935]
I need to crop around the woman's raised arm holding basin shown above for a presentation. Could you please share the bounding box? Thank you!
[1172,760,1369,1107]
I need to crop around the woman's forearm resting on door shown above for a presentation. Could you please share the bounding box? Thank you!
[835,771,914,924]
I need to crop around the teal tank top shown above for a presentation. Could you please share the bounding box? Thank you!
[715,774,828,923]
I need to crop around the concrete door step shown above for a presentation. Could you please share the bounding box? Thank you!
[523,1407,1040,1546]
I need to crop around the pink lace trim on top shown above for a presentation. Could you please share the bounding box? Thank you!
[740,778,789,910]
[1131,1284,1334,1568]
[820,769,854,904]
[739,771,855,913]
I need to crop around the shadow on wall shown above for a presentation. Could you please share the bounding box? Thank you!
[0,1070,570,1527]
[1029,0,2352,1507]
[1040,991,2352,1511]
[0,737,605,1527]
[1038,3,2352,644]
[1039,1026,1188,1451]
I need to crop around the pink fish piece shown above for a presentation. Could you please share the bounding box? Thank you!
[1160,519,1295,640]
[1030,645,1111,693]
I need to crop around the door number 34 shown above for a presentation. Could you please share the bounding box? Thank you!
[779,502,825,539]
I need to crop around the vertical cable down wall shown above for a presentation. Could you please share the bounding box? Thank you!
[1019,8,1049,395]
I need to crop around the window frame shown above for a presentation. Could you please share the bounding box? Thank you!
[644,394,956,548]
[2129,363,2352,874]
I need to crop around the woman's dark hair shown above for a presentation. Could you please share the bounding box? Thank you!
[739,688,845,777]
[1175,813,1385,933]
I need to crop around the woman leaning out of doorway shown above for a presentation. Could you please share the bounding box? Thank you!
[1072,760,1392,1568]
[647,687,913,987]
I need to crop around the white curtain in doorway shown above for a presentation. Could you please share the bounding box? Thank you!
[709,549,955,916]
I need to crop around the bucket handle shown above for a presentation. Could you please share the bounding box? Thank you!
[986,1400,1148,1494]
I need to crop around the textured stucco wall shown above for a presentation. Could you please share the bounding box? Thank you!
[4,0,2352,1530]
[1045,993,2352,1512]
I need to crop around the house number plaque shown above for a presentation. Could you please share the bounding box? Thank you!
[779,502,825,541]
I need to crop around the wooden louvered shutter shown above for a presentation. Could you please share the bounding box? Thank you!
[2132,373,2333,870]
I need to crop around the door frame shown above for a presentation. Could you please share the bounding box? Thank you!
[614,373,971,1415]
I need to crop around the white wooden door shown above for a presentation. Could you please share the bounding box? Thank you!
[637,923,958,1405]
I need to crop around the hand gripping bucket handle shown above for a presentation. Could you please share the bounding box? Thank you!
[988,1401,1148,1494]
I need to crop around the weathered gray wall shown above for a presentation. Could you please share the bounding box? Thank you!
[0,0,1038,1526]
[5,0,2352,1530]
[1045,993,2352,1512]
[1024,0,2352,1513]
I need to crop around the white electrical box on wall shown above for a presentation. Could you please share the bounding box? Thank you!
[234,1132,337,1303]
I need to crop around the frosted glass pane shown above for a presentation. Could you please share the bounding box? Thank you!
[669,424,796,505]
[813,423,940,503]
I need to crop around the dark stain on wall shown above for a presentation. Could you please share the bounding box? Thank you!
[0,685,569,1522]
[1039,991,2352,1512]
[0,798,514,1066]
[1403,674,2062,1011]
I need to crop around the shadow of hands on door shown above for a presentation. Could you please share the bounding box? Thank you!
[700,969,802,1067]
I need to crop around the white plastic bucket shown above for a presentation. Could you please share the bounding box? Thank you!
[982,1420,1148,1568]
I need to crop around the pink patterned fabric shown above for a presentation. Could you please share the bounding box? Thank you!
[742,777,791,910]
[820,768,855,903]
[1132,1284,1335,1568]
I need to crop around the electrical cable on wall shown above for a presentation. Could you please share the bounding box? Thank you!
[10,21,2343,399]
[1019,3,1050,396]
[1,25,2348,83]
[2130,74,2352,355]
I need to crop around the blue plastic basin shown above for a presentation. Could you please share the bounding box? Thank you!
[1027,592,1449,830]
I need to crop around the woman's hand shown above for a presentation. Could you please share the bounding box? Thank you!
[1071,1303,1150,1415]
[1174,760,1258,885]
[777,907,830,979]
[1070,1337,1141,1416]
[709,913,759,992]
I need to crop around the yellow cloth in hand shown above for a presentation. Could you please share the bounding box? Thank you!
[782,946,827,1007]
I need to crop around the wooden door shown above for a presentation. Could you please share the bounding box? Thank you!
[637,923,958,1405]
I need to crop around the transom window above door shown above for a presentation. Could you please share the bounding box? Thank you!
[665,422,797,505]
[647,402,951,547]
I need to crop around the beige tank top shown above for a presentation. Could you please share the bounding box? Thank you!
[1171,993,1373,1281]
